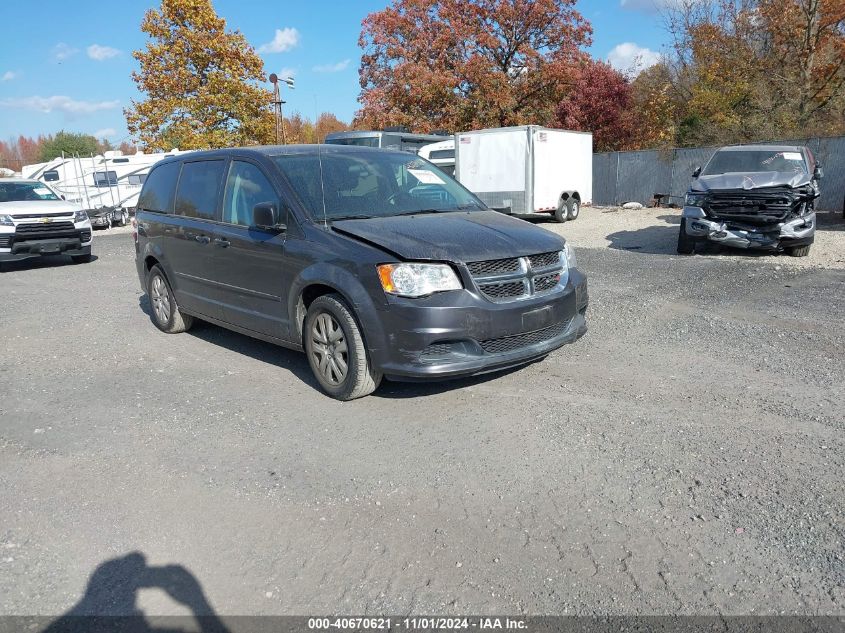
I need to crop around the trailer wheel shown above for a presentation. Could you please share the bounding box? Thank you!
[566,198,580,221]
[554,199,568,223]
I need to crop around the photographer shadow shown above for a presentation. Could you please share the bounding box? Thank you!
[41,552,230,633]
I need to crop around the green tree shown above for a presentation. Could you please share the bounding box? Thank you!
[39,132,99,161]
[125,0,274,150]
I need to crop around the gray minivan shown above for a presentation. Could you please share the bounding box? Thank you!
[134,145,588,400]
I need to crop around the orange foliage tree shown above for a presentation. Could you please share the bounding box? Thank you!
[356,0,592,133]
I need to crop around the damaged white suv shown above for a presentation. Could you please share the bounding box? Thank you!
[0,179,93,268]
[679,145,821,257]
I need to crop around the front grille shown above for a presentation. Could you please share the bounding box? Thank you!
[533,272,561,294]
[14,221,78,241]
[478,280,527,301]
[528,251,561,269]
[0,235,11,248]
[479,320,571,354]
[467,257,521,277]
[705,193,799,225]
[468,251,565,303]
[11,212,72,220]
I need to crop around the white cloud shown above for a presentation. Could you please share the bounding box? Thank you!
[1,71,18,81]
[276,67,297,80]
[313,59,351,73]
[258,28,300,54]
[93,128,117,139]
[53,43,79,61]
[607,42,661,76]
[87,44,121,61]
[0,95,121,116]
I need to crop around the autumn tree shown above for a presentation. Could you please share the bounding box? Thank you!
[125,0,274,150]
[554,61,637,151]
[315,113,350,142]
[356,0,592,133]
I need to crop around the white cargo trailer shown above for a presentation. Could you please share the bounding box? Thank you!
[454,126,592,222]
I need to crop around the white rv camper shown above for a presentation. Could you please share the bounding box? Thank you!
[417,139,456,176]
[454,126,592,221]
[21,149,193,227]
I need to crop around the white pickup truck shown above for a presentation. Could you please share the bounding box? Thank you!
[0,179,93,268]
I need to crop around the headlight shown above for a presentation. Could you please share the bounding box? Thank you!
[685,193,707,207]
[73,209,89,223]
[0,214,13,227]
[562,243,576,269]
[377,263,462,297]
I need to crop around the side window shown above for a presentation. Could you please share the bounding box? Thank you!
[137,161,180,213]
[222,161,278,226]
[43,170,60,182]
[174,160,225,221]
[127,174,147,186]
[93,171,117,187]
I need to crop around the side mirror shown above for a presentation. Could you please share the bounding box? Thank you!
[252,202,285,231]
[692,167,702,178]
[60,195,66,200]
[813,165,824,181]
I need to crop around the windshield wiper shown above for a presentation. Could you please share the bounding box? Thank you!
[330,214,374,221]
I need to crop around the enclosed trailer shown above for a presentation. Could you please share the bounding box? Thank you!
[325,130,450,154]
[455,126,592,221]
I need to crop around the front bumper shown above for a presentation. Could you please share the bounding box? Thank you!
[371,269,589,380]
[682,206,815,250]
[0,221,92,262]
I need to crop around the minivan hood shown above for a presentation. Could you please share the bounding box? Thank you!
[693,171,810,192]
[331,211,565,262]
[0,200,81,216]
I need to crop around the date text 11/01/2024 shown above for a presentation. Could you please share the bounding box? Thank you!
[308,617,528,630]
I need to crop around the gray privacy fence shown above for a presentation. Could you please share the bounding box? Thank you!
[593,136,845,212]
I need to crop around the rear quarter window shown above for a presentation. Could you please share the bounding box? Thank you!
[137,162,180,213]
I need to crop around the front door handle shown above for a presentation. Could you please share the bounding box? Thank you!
[213,238,231,248]
[194,235,211,244]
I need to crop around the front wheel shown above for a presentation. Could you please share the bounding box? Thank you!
[787,244,811,257]
[677,218,695,254]
[304,294,382,400]
[71,253,93,264]
[566,198,580,221]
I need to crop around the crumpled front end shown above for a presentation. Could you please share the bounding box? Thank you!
[682,186,816,251]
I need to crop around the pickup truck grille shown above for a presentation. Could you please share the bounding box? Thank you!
[467,251,563,303]
[0,235,11,248]
[14,221,78,240]
[704,192,800,224]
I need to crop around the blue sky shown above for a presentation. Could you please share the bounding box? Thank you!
[0,0,670,145]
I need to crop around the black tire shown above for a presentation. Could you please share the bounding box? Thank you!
[677,218,695,254]
[554,199,568,223]
[147,265,193,333]
[787,244,811,257]
[566,197,580,221]
[71,253,93,264]
[304,294,382,400]
[118,211,127,227]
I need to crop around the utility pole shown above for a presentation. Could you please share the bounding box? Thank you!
[269,73,295,145]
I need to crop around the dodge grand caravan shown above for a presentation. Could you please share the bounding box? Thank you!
[134,146,588,400]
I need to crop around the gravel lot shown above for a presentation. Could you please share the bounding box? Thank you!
[1,209,843,619]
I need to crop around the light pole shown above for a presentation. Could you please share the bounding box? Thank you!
[269,73,295,145]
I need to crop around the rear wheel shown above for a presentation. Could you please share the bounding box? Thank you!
[118,210,128,227]
[554,199,568,223]
[566,198,580,221]
[677,218,695,254]
[147,265,193,333]
[787,244,811,257]
[304,294,381,400]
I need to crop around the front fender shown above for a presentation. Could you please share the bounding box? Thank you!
[287,263,390,362]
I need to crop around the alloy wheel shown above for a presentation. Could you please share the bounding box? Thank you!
[150,275,171,325]
[310,312,349,385]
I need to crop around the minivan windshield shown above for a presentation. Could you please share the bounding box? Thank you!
[0,181,60,202]
[702,150,807,176]
[273,150,484,221]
